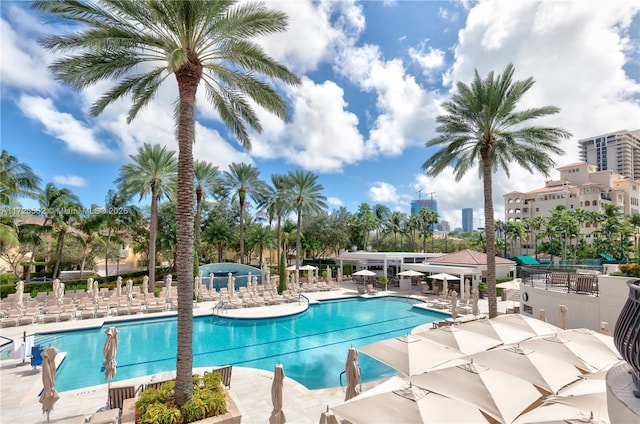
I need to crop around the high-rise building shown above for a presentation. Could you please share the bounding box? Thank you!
[578,129,640,180]
[410,198,437,216]
[462,208,473,233]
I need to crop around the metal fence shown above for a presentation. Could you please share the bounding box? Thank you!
[520,267,599,296]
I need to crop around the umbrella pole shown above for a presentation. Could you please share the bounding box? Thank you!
[106,379,111,410]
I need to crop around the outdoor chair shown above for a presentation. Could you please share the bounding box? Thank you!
[108,385,140,411]
[87,408,120,424]
[366,284,378,295]
[205,365,233,389]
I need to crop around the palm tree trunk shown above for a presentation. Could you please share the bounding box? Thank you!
[239,193,245,264]
[276,215,282,271]
[174,62,200,410]
[105,228,112,277]
[52,230,66,279]
[482,156,498,318]
[149,190,159,291]
[26,245,36,282]
[296,208,302,278]
[195,190,203,259]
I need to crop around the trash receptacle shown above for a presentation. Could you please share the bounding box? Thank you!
[31,345,44,367]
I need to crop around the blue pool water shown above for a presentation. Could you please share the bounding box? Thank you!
[39,297,446,392]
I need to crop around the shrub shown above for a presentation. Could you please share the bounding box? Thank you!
[618,263,640,277]
[136,373,227,424]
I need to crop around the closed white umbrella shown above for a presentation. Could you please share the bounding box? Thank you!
[87,277,93,294]
[208,272,214,294]
[269,364,286,424]
[472,288,480,316]
[227,272,234,294]
[165,275,172,301]
[539,309,547,322]
[344,347,360,400]
[559,304,568,330]
[116,276,123,297]
[15,280,25,310]
[92,280,100,303]
[39,346,60,423]
[142,276,149,299]
[56,281,65,307]
[326,266,332,283]
[450,290,458,320]
[126,279,134,304]
[103,326,118,409]
[194,276,201,300]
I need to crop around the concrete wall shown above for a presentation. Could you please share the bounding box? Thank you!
[519,275,632,332]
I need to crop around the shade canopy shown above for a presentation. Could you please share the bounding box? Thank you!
[411,361,542,423]
[468,345,582,394]
[428,273,460,280]
[496,280,520,290]
[352,269,377,276]
[513,393,608,424]
[359,334,465,376]
[331,376,488,424]
[415,325,502,355]
[396,270,425,277]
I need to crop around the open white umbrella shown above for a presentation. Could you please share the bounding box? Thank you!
[520,329,621,373]
[359,334,465,376]
[416,324,502,355]
[461,314,560,346]
[103,326,118,409]
[412,361,542,424]
[397,269,425,277]
[344,347,360,401]
[469,344,582,394]
[269,364,286,424]
[332,376,488,424]
[513,391,609,424]
[39,346,60,423]
[496,280,520,290]
[428,273,460,281]
[352,269,376,276]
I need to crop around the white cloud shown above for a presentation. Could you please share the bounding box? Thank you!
[327,197,344,208]
[335,44,443,157]
[17,95,114,158]
[251,77,365,172]
[368,181,400,203]
[53,175,87,187]
[432,0,640,227]
[408,44,446,77]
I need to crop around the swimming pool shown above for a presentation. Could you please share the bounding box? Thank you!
[40,297,447,391]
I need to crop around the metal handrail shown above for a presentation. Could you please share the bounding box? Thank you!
[212,301,226,314]
[613,279,640,398]
[298,294,309,304]
[339,366,362,392]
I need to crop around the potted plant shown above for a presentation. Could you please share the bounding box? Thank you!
[478,281,488,299]
[379,276,388,291]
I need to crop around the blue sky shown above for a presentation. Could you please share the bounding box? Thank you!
[2,0,640,229]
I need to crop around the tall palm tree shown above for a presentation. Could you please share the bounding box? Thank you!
[102,189,139,277]
[0,150,42,206]
[223,163,268,264]
[34,0,299,408]
[257,174,292,269]
[285,171,327,274]
[202,219,236,263]
[422,64,570,318]
[39,183,82,279]
[373,204,390,250]
[194,161,224,258]
[115,143,177,289]
[387,211,405,249]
